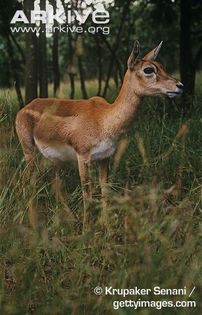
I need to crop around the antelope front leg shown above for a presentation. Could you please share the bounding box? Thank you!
[77,155,92,232]
[98,158,109,223]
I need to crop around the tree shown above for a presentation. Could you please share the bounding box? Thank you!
[0,0,24,106]
[24,0,38,104]
[38,0,48,98]
[179,0,195,97]
[52,30,60,96]
[179,0,202,112]
[102,0,132,97]
[50,0,60,96]
[77,38,88,99]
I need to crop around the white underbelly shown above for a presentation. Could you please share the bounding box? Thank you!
[34,138,77,161]
[91,140,116,160]
[34,138,116,162]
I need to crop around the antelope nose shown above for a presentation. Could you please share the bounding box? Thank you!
[176,82,184,90]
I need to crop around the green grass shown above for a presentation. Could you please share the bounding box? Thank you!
[0,77,202,315]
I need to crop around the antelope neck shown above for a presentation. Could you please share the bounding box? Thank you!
[104,71,141,136]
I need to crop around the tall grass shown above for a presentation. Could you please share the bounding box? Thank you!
[0,76,201,315]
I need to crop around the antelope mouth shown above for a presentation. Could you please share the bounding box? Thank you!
[166,91,182,98]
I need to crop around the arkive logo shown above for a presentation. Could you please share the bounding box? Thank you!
[11,0,112,26]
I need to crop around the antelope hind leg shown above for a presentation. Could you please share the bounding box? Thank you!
[77,155,92,232]
[98,158,109,224]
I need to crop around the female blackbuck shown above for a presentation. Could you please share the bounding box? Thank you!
[16,41,183,228]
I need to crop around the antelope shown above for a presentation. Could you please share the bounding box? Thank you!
[16,41,183,229]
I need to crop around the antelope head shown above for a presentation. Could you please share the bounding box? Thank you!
[127,41,183,98]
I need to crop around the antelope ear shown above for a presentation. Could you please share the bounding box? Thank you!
[127,40,140,70]
[143,41,163,61]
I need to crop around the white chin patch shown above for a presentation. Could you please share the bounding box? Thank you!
[167,93,178,98]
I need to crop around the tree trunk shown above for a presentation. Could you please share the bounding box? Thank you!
[95,35,102,96]
[39,0,48,98]
[101,34,123,83]
[78,56,88,99]
[52,31,60,96]
[52,0,60,96]
[68,33,76,99]
[25,0,38,104]
[180,0,195,106]
[69,74,75,99]
[10,32,25,64]
[6,35,24,107]
[102,0,132,97]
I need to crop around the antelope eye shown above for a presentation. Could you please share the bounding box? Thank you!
[143,67,155,74]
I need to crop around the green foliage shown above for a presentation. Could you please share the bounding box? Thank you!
[0,76,201,314]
